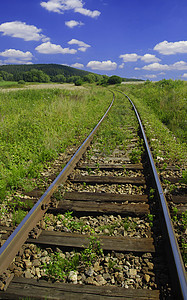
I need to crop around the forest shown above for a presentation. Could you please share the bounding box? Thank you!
[0,63,141,85]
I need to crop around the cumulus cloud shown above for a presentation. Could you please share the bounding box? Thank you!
[0,21,49,42]
[142,61,187,71]
[0,49,33,60]
[40,0,101,18]
[35,41,77,54]
[68,39,90,52]
[140,54,161,63]
[120,53,160,63]
[182,73,187,78]
[87,60,117,71]
[154,40,187,55]
[71,63,84,68]
[119,53,140,62]
[0,49,33,64]
[65,20,84,28]
[119,63,124,69]
[144,74,157,79]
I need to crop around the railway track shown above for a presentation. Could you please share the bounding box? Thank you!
[0,90,186,299]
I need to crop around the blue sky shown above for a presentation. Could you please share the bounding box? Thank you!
[0,0,187,80]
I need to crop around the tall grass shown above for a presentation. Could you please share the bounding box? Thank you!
[118,80,187,166]
[0,87,111,200]
[120,80,187,143]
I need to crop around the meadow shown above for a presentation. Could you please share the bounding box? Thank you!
[118,80,187,167]
[0,86,111,201]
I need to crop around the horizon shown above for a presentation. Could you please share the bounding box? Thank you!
[0,0,187,81]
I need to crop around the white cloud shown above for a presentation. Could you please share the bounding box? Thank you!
[68,39,90,52]
[120,53,160,64]
[71,63,84,68]
[0,49,33,60]
[172,61,187,70]
[35,41,77,54]
[87,60,117,71]
[119,53,140,62]
[119,63,124,69]
[140,54,161,63]
[182,73,187,78]
[0,21,49,42]
[40,0,101,18]
[4,59,33,65]
[142,63,170,71]
[65,20,84,28]
[154,40,187,55]
[142,61,187,71]
[144,74,157,79]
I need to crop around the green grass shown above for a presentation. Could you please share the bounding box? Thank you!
[119,80,187,143]
[118,80,187,167]
[0,86,111,202]
[0,81,18,88]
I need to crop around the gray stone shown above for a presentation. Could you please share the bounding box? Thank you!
[24,270,33,279]
[85,267,94,277]
[69,271,77,284]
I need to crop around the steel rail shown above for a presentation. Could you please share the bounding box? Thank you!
[118,90,187,300]
[0,92,115,276]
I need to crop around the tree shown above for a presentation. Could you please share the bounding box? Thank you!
[107,75,122,85]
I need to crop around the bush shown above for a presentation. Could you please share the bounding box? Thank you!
[18,80,25,85]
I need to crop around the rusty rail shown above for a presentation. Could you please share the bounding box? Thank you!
[0,92,115,275]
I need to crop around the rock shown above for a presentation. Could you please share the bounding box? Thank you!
[35,268,41,278]
[32,259,40,267]
[85,277,95,285]
[85,267,94,277]
[40,220,46,229]
[14,270,22,277]
[81,274,86,282]
[103,273,111,280]
[69,271,77,284]
[146,262,154,270]
[24,270,33,279]
[95,275,107,286]
[128,269,137,276]
[23,260,32,269]
[144,274,150,283]
[93,262,102,272]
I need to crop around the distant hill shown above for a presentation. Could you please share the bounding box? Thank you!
[0,63,143,84]
[0,63,91,78]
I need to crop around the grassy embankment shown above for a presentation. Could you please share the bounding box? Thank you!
[118,80,187,167]
[0,86,112,205]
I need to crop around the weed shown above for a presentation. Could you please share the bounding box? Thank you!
[181,170,187,184]
[149,188,155,200]
[12,208,27,226]
[147,214,154,227]
[129,148,142,163]
[81,234,103,266]
[108,259,116,270]
[181,211,187,230]
[172,207,178,222]
[181,239,187,265]
[44,252,79,280]
[44,234,103,280]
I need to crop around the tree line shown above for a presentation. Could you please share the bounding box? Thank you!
[0,63,142,85]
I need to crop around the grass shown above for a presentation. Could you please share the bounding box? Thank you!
[90,90,141,158]
[0,86,111,207]
[0,81,18,88]
[118,80,187,167]
[43,234,103,281]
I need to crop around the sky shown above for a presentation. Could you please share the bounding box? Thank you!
[0,0,187,81]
